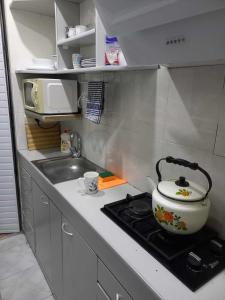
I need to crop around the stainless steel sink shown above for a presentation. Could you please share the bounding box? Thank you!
[32,156,104,184]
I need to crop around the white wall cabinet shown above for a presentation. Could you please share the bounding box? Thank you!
[13,0,156,76]
[12,0,225,72]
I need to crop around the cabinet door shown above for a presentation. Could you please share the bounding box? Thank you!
[50,201,63,300]
[20,168,35,252]
[62,216,97,300]
[33,181,51,282]
[98,260,132,300]
[97,283,111,300]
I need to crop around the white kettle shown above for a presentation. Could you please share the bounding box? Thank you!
[150,157,212,235]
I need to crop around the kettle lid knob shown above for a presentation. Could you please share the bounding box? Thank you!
[175,176,189,187]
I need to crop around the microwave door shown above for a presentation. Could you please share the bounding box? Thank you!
[24,82,36,111]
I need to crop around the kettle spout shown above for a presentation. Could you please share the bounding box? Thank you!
[146,176,157,193]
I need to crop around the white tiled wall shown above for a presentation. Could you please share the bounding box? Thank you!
[63,65,225,237]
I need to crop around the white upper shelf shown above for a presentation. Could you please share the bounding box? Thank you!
[57,29,96,48]
[16,65,159,75]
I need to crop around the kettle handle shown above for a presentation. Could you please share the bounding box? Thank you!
[156,156,212,200]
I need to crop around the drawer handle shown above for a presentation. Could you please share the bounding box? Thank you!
[62,222,74,236]
[42,201,49,206]
[116,294,122,300]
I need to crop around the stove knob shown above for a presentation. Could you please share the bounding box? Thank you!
[210,239,224,256]
[187,252,202,271]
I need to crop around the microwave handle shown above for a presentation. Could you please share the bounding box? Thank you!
[23,80,37,109]
[31,82,38,105]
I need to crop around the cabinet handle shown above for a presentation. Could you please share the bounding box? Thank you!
[62,222,74,236]
[42,201,49,206]
[116,294,122,300]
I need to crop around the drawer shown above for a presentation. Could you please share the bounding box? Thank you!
[98,260,132,300]
[97,283,111,300]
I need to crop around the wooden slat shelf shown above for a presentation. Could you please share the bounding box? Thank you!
[25,110,82,123]
[25,123,61,150]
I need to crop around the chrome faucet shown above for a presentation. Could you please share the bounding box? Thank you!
[69,131,81,158]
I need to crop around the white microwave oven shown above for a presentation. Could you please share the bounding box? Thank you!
[22,78,78,114]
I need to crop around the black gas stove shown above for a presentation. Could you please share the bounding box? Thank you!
[101,193,225,291]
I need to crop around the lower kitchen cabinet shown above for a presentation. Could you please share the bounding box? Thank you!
[20,167,35,252]
[33,181,52,283]
[98,260,133,300]
[50,201,63,300]
[62,216,97,300]
[97,283,111,300]
[18,156,139,300]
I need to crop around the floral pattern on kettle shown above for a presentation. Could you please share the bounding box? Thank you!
[176,188,192,197]
[154,205,187,231]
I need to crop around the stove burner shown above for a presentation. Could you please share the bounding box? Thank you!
[129,199,151,216]
[101,192,225,291]
[122,194,152,219]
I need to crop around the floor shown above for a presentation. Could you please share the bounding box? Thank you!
[0,233,55,300]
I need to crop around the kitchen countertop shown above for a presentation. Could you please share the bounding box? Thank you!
[19,149,225,300]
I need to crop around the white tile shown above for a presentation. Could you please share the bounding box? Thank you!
[82,122,109,168]
[120,151,162,193]
[0,235,37,280]
[191,66,224,121]
[218,92,225,135]
[165,114,217,151]
[0,234,26,253]
[214,133,225,158]
[64,67,225,237]
[0,264,51,300]
[162,141,225,237]
[43,296,55,300]
[165,66,224,152]
[214,86,225,157]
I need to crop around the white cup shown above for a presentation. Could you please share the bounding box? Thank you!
[78,171,99,194]
[68,27,76,38]
[72,53,82,68]
[75,25,87,35]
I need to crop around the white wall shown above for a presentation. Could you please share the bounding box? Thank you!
[4,0,56,149]
[62,65,225,237]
